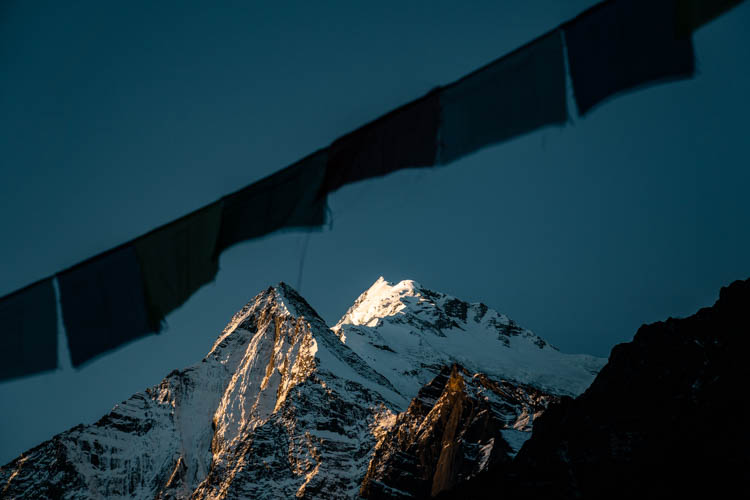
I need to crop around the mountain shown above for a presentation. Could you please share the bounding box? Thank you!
[0,283,402,499]
[439,278,750,499]
[0,279,605,499]
[334,278,604,397]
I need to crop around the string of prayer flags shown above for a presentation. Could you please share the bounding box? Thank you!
[215,150,328,254]
[321,90,440,195]
[58,245,154,367]
[4,0,747,380]
[676,0,746,37]
[439,31,568,164]
[134,201,223,331]
[0,279,58,381]
[564,0,695,116]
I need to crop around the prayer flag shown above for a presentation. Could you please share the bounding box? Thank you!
[322,90,440,194]
[58,245,153,367]
[565,0,695,116]
[676,0,746,37]
[0,279,57,381]
[439,31,568,164]
[216,150,328,253]
[135,201,223,329]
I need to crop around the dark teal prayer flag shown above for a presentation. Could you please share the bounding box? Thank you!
[58,245,154,367]
[676,0,746,37]
[216,150,328,254]
[564,0,695,116]
[439,31,568,164]
[135,201,223,330]
[0,279,57,381]
[321,90,440,194]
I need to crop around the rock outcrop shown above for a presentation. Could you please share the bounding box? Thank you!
[440,278,750,499]
[360,365,557,499]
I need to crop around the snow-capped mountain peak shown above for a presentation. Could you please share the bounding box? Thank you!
[208,282,320,357]
[334,277,605,397]
[336,277,420,329]
[0,283,405,499]
[336,277,536,341]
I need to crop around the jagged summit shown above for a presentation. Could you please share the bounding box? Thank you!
[209,281,322,353]
[334,277,605,397]
[337,277,543,342]
[337,277,422,327]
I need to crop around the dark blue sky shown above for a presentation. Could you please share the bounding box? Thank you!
[1,0,748,464]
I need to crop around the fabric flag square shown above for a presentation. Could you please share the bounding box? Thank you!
[58,245,153,367]
[439,31,568,165]
[216,149,328,253]
[321,90,440,194]
[676,0,746,37]
[0,279,57,381]
[134,201,223,330]
[564,0,695,116]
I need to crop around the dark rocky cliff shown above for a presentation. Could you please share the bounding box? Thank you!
[440,278,750,499]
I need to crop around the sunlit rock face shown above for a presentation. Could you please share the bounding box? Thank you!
[438,278,750,499]
[360,364,558,499]
[0,279,605,499]
[0,284,402,499]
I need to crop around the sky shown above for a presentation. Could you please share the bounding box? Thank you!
[1,0,749,464]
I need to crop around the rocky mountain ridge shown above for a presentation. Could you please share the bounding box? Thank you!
[438,277,750,499]
[0,278,605,499]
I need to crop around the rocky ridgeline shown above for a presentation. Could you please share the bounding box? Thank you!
[438,278,750,499]
[1,278,605,499]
